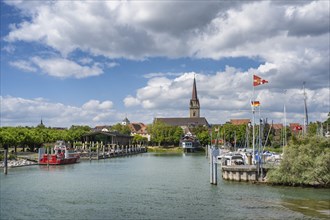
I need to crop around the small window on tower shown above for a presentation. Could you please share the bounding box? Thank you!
[193,112,195,116]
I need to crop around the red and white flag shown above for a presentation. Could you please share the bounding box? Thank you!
[251,101,260,107]
[253,75,268,87]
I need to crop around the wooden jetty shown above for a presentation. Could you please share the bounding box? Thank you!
[78,131,147,160]
[76,141,147,160]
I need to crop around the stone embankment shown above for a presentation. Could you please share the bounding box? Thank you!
[0,159,37,168]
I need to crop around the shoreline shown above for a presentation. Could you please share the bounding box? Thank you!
[0,158,38,168]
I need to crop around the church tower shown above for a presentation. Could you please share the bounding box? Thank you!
[190,76,200,118]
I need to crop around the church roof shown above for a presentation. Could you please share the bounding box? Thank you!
[155,117,209,127]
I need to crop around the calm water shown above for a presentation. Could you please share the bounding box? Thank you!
[1,153,329,220]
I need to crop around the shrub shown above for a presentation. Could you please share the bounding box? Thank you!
[267,136,330,187]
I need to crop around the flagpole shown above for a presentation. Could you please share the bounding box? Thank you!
[258,104,261,176]
[284,104,287,146]
[252,77,255,164]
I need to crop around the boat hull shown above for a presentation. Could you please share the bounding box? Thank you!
[39,154,79,165]
[39,159,79,165]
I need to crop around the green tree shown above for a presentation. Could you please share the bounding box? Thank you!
[191,125,210,146]
[111,123,131,135]
[0,128,16,149]
[267,136,330,186]
[148,121,183,147]
[307,122,318,136]
[133,135,148,145]
[67,125,91,142]
[148,121,166,146]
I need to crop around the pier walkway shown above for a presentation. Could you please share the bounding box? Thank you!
[75,142,147,160]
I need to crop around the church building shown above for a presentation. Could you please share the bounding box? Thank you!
[154,76,209,130]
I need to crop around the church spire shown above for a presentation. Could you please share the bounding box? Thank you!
[192,75,198,100]
[189,75,200,118]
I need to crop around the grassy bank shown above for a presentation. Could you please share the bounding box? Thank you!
[147,146,183,153]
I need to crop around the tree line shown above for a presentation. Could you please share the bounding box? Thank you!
[0,125,91,152]
[1,116,329,151]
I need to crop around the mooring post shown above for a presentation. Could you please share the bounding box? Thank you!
[96,142,99,160]
[47,147,49,168]
[209,145,213,183]
[102,142,105,159]
[4,147,8,175]
[210,146,220,185]
[206,145,208,158]
[89,142,92,161]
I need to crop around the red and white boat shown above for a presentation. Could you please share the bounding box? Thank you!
[39,141,80,165]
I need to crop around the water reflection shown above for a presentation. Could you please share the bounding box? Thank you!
[38,164,76,172]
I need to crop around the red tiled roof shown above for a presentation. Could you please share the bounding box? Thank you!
[155,117,209,127]
[230,119,251,125]
[129,123,148,134]
[272,124,283,130]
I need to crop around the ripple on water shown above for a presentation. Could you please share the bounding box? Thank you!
[281,199,330,219]
[1,153,329,220]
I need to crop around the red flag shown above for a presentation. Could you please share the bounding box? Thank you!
[253,75,268,87]
[294,126,302,131]
[251,101,260,107]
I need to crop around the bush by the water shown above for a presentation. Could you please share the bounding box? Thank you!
[267,136,330,187]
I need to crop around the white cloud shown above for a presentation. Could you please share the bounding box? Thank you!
[9,60,37,72]
[31,57,103,79]
[78,57,93,65]
[0,96,118,127]
[106,62,119,68]
[143,72,182,79]
[123,96,140,107]
[82,100,113,111]
[124,68,329,124]
[2,45,15,53]
[2,1,329,126]
[3,1,328,86]
[5,1,328,59]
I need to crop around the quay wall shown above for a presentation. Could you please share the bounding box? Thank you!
[221,165,270,182]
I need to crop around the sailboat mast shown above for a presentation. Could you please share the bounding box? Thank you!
[284,104,287,147]
[303,82,309,135]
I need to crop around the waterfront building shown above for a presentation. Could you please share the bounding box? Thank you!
[129,122,151,141]
[229,119,251,125]
[93,125,112,132]
[82,131,132,146]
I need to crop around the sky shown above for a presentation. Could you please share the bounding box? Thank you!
[1,0,329,128]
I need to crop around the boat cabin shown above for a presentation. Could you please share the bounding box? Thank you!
[218,153,245,166]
